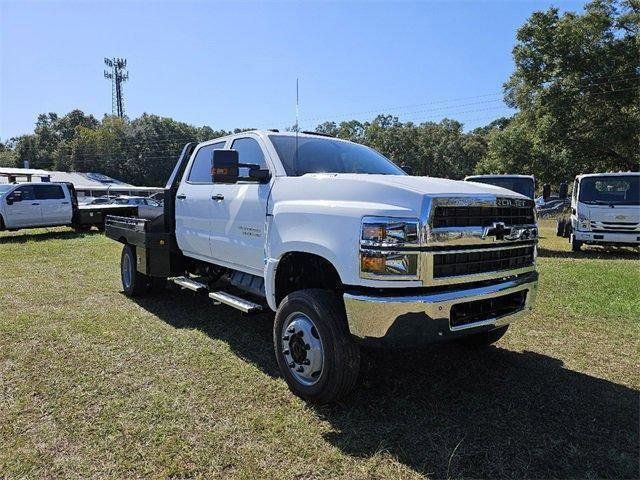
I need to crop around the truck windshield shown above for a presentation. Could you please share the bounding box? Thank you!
[269,135,405,176]
[579,176,640,205]
[0,185,13,196]
[467,177,535,199]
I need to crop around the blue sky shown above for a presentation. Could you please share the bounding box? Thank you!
[1,0,585,140]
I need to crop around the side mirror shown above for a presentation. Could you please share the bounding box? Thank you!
[5,196,13,205]
[542,184,551,202]
[248,167,271,183]
[211,149,239,184]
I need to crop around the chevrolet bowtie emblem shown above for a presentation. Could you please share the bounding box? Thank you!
[482,222,511,241]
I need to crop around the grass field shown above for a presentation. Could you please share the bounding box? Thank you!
[1,219,638,479]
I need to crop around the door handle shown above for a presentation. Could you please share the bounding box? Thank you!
[31,202,40,206]
[211,194,224,201]
[61,202,69,205]
[176,194,187,200]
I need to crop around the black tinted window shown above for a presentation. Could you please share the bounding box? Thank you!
[188,142,225,183]
[269,135,405,176]
[11,185,35,201]
[232,137,267,173]
[35,184,65,200]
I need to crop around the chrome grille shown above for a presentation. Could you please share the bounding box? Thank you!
[432,204,535,228]
[433,245,535,278]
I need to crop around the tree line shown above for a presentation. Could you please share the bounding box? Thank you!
[1,0,637,187]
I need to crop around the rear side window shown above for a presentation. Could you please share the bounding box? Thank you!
[188,141,226,183]
[35,184,65,200]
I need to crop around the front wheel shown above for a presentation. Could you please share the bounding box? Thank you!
[571,234,583,252]
[274,289,360,403]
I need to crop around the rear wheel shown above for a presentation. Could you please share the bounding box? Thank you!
[459,325,509,348]
[274,289,360,403]
[120,244,151,297]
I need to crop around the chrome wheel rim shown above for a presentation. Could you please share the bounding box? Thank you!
[122,252,132,289]
[281,312,324,386]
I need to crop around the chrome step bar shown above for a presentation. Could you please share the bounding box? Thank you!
[209,291,262,314]
[170,276,208,292]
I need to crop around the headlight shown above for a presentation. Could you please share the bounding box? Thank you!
[577,216,590,231]
[360,217,420,279]
[361,217,419,247]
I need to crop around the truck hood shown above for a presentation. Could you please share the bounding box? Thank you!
[578,202,640,223]
[270,174,528,219]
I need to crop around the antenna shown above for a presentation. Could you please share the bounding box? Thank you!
[295,78,299,169]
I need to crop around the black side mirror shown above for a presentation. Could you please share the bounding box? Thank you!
[6,196,13,205]
[211,149,239,184]
[248,167,271,183]
[542,184,551,202]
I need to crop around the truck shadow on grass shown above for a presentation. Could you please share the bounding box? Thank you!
[0,229,98,244]
[133,291,639,480]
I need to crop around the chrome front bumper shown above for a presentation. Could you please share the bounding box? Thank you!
[343,272,538,344]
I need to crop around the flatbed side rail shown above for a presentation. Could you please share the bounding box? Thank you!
[105,215,148,233]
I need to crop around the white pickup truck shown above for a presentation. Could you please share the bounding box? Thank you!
[105,130,539,403]
[0,182,138,232]
[557,172,640,251]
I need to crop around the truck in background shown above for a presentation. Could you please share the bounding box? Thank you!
[464,174,535,199]
[0,182,137,232]
[557,172,640,251]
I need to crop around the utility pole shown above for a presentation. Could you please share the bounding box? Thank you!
[103,57,129,118]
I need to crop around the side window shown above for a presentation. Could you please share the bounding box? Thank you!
[187,141,226,183]
[10,185,35,201]
[231,137,267,178]
[35,184,65,200]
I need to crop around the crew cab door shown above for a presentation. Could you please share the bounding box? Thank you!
[209,136,271,275]
[34,184,72,225]
[3,185,41,227]
[175,141,226,260]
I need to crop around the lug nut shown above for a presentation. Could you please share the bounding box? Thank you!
[296,366,304,372]
[288,362,295,368]
[303,359,310,365]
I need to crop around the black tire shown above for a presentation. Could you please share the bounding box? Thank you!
[556,218,565,237]
[120,244,150,297]
[274,289,360,404]
[459,325,509,348]
[571,234,583,252]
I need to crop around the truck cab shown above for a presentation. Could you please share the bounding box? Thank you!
[106,131,540,403]
[563,172,640,251]
[465,174,535,199]
[0,182,73,229]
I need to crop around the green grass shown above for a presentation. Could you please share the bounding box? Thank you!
[0,220,638,479]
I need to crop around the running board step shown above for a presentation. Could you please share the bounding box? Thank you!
[209,291,262,314]
[171,276,207,292]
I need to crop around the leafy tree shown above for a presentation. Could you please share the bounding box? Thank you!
[500,0,639,183]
